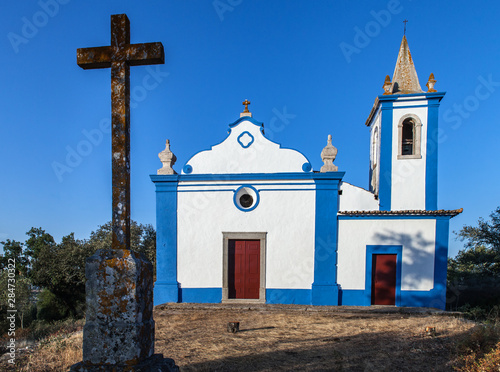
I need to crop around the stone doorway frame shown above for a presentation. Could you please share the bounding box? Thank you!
[222,232,267,303]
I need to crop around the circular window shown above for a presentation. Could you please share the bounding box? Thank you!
[234,185,259,212]
[239,194,253,208]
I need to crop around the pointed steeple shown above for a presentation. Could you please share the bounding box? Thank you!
[391,36,423,94]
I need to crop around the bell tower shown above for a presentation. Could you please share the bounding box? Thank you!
[366,36,445,211]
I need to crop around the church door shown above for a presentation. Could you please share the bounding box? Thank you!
[371,254,397,305]
[228,240,260,299]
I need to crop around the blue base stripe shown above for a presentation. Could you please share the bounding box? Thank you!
[180,288,222,303]
[266,289,311,305]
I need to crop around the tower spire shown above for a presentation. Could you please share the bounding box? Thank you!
[390,35,423,94]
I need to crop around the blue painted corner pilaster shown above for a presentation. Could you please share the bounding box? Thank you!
[154,282,180,305]
[312,284,340,305]
[150,175,180,305]
[312,173,343,305]
[378,99,394,211]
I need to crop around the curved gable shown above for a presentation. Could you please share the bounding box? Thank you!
[183,117,311,174]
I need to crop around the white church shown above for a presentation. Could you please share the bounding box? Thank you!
[151,36,462,309]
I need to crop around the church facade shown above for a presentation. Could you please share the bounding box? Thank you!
[151,36,461,309]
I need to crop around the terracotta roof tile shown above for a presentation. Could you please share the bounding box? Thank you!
[338,208,463,218]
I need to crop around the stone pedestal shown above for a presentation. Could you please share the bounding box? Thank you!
[70,249,178,371]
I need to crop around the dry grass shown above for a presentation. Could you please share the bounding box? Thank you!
[19,331,82,372]
[1,305,478,371]
[154,305,475,371]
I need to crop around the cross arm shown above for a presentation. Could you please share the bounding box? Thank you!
[77,46,113,69]
[126,42,164,66]
[77,42,164,69]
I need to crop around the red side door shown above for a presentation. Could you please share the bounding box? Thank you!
[372,254,397,305]
[228,240,260,299]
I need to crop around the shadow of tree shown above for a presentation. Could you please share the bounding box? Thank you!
[181,325,470,371]
[373,229,435,290]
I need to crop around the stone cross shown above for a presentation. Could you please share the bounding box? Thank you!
[77,13,164,251]
[72,14,178,371]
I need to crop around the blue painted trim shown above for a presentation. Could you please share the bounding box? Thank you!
[151,172,345,183]
[257,188,315,192]
[183,164,193,174]
[228,116,264,128]
[178,188,315,193]
[302,162,312,172]
[153,178,180,305]
[181,116,315,176]
[430,217,449,310]
[312,177,341,305]
[233,185,260,212]
[177,182,315,187]
[378,92,446,101]
[340,288,446,308]
[179,288,222,303]
[338,215,451,220]
[392,104,432,109]
[339,289,365,306]
[379,100,393,211]
[365,245,402,306]
[266,289,311,305]
[425,96,440,210]
[237,131,254,148]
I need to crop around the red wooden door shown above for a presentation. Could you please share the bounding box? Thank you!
[372,254,397,305]
[228,240,260,299]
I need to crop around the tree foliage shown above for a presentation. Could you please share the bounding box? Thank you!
[448,207,500,311]
[0,220,156,323]
[0,239,29,275]
[450,207,500,281]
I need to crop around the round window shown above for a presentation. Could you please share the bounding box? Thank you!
[234,185,259,212]
[239,194,253,208]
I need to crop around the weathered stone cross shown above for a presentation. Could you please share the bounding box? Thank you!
[77,14,164,250]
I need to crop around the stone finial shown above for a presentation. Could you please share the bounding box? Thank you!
[426,73,437,92]
[158,140,177,175]
[240,99,252,117]
[382,75,392,95]
[320,134,338,172]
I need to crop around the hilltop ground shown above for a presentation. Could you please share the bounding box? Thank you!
[2,304,480,371]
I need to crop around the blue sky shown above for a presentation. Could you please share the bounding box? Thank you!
[1,0,499,258]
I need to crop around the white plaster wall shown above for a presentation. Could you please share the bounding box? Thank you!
[391,102,428,210]
[338,182,378,211]
[337,218,436,291]
[185,120,309,174]
[177,181,316,289]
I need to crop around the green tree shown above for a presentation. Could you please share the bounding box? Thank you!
[27,221,156,320]
[87,221,156,268]
[25,227,56,262]
[458,206,500,251]
[0,239,29,275]
[0,271,34,329]
[29,232,92,318]
[448,207,500,311]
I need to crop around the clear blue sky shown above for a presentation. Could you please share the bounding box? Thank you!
[1,0,499,258]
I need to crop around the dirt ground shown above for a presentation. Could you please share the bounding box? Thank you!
[1,304,476,371]
[154,304,474,372]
